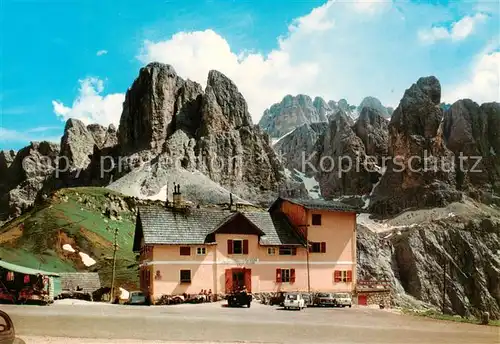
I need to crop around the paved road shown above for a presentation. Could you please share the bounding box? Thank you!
[2,301,498,344]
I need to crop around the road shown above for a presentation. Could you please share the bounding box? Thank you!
[2,301,498,344]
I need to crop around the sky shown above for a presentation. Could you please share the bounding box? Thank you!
[0,0,499,150]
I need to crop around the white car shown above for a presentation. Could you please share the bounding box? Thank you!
[283,293,306,310]
[332,292,352,308]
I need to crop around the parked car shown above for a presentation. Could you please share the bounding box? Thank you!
[332,293,352,308]
[269,292,285,306]
[0,288,15,304]
[314,292,336,307]
[301,293,313,307]
[283,293,306,310]
[227,290,252,308]
[126,291,147,305]
[17,287,49,305]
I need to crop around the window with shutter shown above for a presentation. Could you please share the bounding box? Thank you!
[334,270,341,282]
[227,240,233,254]
[291,247,297,255]
[320,242,326,253]
[290,268,296,283]
[232,240,243,254]
[243,239,249,254]
[180,246,191,256]
[276,268,281,283]
[346,270,352,282]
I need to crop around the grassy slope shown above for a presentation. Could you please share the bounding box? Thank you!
[0,187,139,289]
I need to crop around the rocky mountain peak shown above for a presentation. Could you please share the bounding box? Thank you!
[118,62,184,153]
[370,76,461,215]
[258,94,330,138]
[358,96,391,118]
[443,99,500,194]
[416,76,441,105]
[201,70,252,135]
[353,106,389,157]
[60,118,96,170]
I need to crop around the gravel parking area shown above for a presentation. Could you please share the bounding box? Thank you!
[2,301,498,344]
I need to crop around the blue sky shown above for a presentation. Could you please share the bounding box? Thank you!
[1,0,499,149]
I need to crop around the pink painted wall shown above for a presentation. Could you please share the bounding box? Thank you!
[306,209,357,289]
[140,201,357,299]
[149,245,217,298]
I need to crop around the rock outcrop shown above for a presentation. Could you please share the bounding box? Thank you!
[259,95,330,139]
[353,106,389,158]
[0,141,60,217]
[369,77,462,215]
[111,63,296,205]
[443,100,500,197]
[273,122,328,173]
[118,63,185,153]
[358,96,392,119]
[357,215,500,319]
[60,119,96,171]
[0,150,16,182]
[315,111,373,198]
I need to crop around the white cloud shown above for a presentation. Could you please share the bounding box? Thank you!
[351,0,391,14]
[96,50,108,56]
[418,13,487,43]
[52,77,125,127]
[55,1,497,127]
[443,49,500,104]
[288,1,335,33]
[137,0,405,122]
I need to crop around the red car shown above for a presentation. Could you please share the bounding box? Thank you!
[18,287,48,305]
[0,288,15,304]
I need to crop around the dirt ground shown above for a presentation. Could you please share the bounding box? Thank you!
[2,300,498,344]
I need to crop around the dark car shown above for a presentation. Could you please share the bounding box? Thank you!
[126,291,147,305]
[314,292,336,307]
[269,292,285,306]
[227,290,252,308]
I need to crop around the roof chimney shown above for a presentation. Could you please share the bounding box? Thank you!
[173,183,183,209]
[229,193,236,212]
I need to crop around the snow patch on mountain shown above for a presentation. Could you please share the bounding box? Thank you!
[284,168,321,199]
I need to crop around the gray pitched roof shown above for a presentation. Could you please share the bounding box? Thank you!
[274,197,359,212]
[59,272,101,294]
[136,206,304,247]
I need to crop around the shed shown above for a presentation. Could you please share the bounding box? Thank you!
[0,260,61,301]
[59,272,101,294]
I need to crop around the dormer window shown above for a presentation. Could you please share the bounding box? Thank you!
[227,239,249,255]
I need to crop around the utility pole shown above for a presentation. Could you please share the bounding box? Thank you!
[442,258,446,314]
[110,226,119,303]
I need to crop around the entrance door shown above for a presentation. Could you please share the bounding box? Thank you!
[358,294,367,306]
[224,268,252,293]
[233,270,245,290]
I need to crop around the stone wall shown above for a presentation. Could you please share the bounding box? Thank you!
[355,291,391,307]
